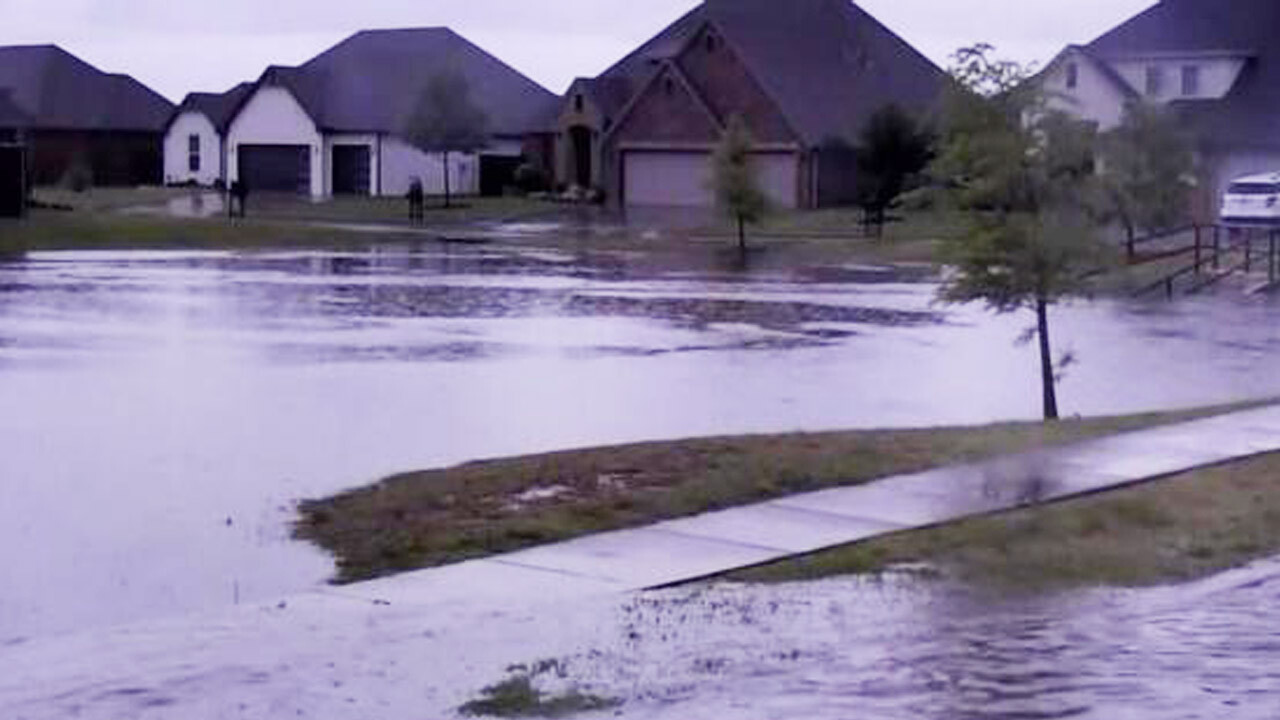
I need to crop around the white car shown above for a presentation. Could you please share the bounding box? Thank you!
[1221,172,1280,225]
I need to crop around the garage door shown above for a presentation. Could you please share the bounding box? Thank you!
[238,145,310,194]
[332,145,371,195]
[623,151,798,209]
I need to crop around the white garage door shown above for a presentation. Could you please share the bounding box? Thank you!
[623,151,798,209]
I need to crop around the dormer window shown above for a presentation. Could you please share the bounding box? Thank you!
[1181,65,1200,96]
[1145,66,1164,96]
[705,32,719,53]
[1065,62,1079,90]
[664,77,675,96]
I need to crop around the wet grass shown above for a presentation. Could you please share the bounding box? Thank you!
[460,667,620,718]
[294,400,1272,584]
[728,448,1280,591]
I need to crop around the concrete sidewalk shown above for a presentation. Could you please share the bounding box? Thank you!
[329,403,1280,607]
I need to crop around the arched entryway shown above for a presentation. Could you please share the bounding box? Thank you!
[569,125,592,188]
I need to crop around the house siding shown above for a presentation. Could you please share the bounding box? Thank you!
[1044,53,1131,131]
[379,135,480,198]
[164,111,223,186]
[225,86,324,197]
[1112,57,1247,103]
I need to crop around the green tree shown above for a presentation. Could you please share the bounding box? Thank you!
[403,71,489,209]
[853,104,934,235]
[1098,101,1197,258]
[710,116,768,252]
[932,45,1111,420]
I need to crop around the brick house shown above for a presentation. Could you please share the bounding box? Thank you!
[0,45,172,187]
[552,0,945,209]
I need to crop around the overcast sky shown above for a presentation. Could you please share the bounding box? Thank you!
[0,0,1156,103]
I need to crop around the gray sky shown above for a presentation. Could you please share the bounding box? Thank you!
[0,0,1156,103]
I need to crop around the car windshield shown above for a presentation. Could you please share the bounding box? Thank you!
[1228,182,1280,195]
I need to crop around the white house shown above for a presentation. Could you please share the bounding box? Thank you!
[1042,0,1280,219]
[208,28,557,199]
[163,83,252,186]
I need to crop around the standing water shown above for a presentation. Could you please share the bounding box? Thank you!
[2,244,1280,639]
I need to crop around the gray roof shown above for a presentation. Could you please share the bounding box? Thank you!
[256,28,558,138]
[172,82,254,133]
[1088,0,1280,150]
[585,0,945,146]
[0,44,173,132]
[0,88,29,129]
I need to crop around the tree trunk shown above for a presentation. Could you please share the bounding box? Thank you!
[1036,296,1059,421]
[737,215,746,253]
[442,151,452,209]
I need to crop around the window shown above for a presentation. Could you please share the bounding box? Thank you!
[187,134,200,173]
[1145,66,1164,97]
[1181,65,1200,96]
[574,94,584,113]
[705,32,718,53]
[664,77,675,96]
[1065,62,1079,90]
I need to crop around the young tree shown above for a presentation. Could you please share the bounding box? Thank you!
[1098,101,1197,258]
[710,116,768,252]
[853,104,934,235]
[932,45,1111,420]
[403,71,489,209]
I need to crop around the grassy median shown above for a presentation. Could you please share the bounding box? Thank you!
[727,450,1280,590]
[295,401,1272,584]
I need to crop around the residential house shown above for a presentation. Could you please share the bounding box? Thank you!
[0,89,28,217]
[1041,0,1280,219]
[163,83,253,187]
[552,0,946,209]
[0,45,173,186]
[217,28,558,198]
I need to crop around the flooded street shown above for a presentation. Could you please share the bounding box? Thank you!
[4,244,1280,640]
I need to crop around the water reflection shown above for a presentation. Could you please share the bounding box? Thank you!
[3,245,1280,639]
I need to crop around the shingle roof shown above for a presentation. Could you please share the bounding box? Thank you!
[0,88,29,129]
[586,0,945,146]
[0,44,173,132]
[173,82,254,133]
[256,28,558,138]
[1088,0,1280,151]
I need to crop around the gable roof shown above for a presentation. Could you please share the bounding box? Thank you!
[582,0,945,146]
[172,82,254,133]
[1045,45,1140,100]
[1088,0,1280,150]
[0,44,173,132]
[249,28,558,138]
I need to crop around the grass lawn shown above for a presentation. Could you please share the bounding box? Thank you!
[294,400,1273,584]
[728,450,1280,591]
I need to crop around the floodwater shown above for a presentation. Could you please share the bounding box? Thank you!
[3,243,1280,641]
[546,558,1280,719]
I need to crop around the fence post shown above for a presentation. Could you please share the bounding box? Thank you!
[1194,225,1202,274]
[1213,225,1221,271]
[1264,230,1274,284]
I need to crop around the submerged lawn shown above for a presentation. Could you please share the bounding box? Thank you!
[728,450,1280,591]
[295,401,1270,584]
